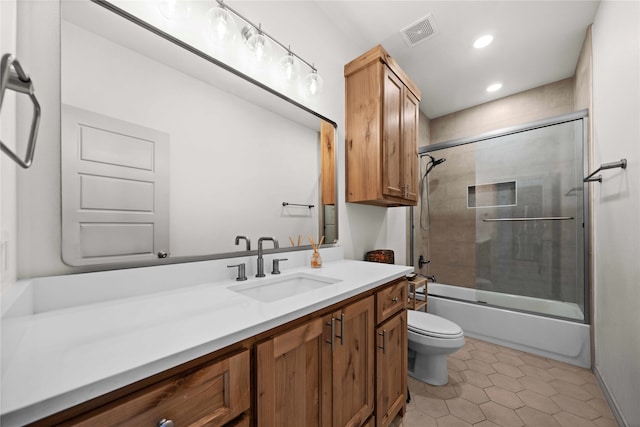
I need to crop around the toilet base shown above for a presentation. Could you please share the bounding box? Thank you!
[407,348,450,386]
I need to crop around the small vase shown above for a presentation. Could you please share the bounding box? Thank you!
[311,251,322,268]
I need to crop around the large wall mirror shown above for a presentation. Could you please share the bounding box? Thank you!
[60,0,338,268]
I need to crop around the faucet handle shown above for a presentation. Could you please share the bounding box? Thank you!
[272,258,288,275]
[227,263,247,281]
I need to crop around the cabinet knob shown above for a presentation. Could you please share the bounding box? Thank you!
[157,419,174,427]
[392,297,399,303]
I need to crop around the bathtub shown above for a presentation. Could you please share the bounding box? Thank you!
[424,283,591,368]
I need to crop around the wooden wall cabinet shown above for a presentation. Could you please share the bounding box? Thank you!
[256,296,375,427]
[345,45,421,207]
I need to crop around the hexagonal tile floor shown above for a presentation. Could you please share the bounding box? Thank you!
[391,336,616,427]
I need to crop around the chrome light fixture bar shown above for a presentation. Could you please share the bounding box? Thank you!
[213,0,323,95]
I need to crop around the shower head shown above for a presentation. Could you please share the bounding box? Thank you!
[424,154,446,175]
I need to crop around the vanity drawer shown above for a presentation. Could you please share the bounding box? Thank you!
[66,349,250,427]
[376,279,407,324]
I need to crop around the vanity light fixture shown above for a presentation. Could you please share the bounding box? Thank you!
[242,24,270,62]
[279,49,299,84]
[208,0,323,96]
[206,2,235,42]
[473,34,494,49]
[303,68,324,97]
[486,82,503,92]
[157,0,190,20]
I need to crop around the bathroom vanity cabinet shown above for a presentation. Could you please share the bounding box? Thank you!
[344,45,421,207]
[256,296,375,426]
[375,279,408,427]
[28,276,407,427]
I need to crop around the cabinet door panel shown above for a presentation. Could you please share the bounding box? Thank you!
[333,296,375,427]
[376,311,407,427]
[256,317,332,427]
[402,89,419,202]
[382,67,404,199]
[345,63,383,203]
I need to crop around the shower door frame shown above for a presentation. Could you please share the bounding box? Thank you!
[410,109,590,324]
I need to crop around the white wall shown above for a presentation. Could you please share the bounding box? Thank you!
[0,0,18,291]
[591,1,640,426]
[11,1,410,279]
[228,2,410,265]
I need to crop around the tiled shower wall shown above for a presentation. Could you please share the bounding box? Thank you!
[414,77,578,287]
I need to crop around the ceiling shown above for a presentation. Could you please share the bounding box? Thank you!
[316,1,600,118]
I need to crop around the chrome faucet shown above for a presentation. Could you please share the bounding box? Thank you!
[235,235,251,251]
[256,237,279,277]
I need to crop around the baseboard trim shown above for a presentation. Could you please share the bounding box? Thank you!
[593,366,628,427]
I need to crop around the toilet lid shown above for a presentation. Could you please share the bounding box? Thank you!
[408,311,463,339]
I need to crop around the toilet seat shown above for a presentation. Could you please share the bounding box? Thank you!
[408,311,464,339]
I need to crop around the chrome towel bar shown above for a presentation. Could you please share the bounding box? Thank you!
[482,217,574,222]
[282,202,315,209]
[0,53,41,169]
[584,159,627,183]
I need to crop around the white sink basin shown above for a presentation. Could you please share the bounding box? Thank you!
[230,273,341,303]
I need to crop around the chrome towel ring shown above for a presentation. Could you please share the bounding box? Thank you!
[0,53,41,169]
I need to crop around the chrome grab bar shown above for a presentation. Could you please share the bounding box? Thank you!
[482,217,574,222]
[0,53,41,169]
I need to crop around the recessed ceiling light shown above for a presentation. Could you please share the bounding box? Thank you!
[473,34,494,49]
[486,83,503,92]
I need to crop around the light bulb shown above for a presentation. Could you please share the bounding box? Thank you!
[157,0,190,20]
[253,34,266,61]
[279,52,299,85]
[242,25,270,62]
[303,69,324,97]
[157,0,177,18]
[206,5,235,42]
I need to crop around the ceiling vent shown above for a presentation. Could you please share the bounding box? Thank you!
[400,14,439,47]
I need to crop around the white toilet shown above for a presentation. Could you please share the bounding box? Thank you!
[407,310,465,386]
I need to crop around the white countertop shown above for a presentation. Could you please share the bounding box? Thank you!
[0,250,412,426]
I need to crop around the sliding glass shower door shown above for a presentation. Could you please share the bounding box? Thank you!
[416,113,587,322]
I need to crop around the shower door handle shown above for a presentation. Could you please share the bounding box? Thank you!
[482,217,574,222]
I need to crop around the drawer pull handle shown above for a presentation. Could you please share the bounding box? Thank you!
[158,419,175,427]
[334,313,345,346]
[378,330,387,354]
[326,318,335,352]
[391,297,399,303]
